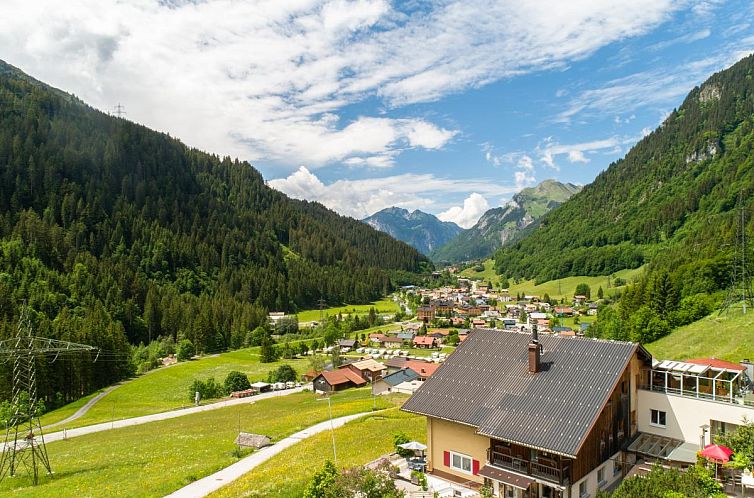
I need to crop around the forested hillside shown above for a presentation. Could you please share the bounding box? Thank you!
[495,55,754,284]
[0,61,428,404]
[494,54,754,344]
[432,180,581,262]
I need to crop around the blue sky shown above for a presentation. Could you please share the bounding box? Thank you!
[2,0,754,227]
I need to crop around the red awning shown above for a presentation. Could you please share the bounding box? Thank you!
[477,465,535,490]
[700,444,733,463]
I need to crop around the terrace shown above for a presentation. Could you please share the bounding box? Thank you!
[640,359,754,407]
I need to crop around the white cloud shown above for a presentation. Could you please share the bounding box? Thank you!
[437,193,490,229]
[514,171,536,189]
[0,0,691,170]
[269,166,516,221]
[556,50,754,123]
[536,137,628,168]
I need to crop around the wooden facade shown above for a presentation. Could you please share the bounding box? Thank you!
[485,362,636,495]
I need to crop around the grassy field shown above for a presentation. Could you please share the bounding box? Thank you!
[211,407,424,498]
[296,298,400,322]
[39,348,311,429]
[2,389,402,498]
[461,260,645,300]
[647,308,754,362]
[40,390,103,427]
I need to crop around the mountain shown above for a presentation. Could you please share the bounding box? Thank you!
[0,60,429,400]
[494,54,754,289]
[430,180,581,262]
[363,207,464,255]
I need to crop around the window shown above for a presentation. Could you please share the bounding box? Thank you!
[450,451,472,474]
[597,467,605,486]
[613,461,622,477]
[579,480,589,498]
[650,409,667,428]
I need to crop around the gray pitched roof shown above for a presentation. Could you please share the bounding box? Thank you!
[402,328,640,457]
[382,368,420,386]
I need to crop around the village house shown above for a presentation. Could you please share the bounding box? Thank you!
[342,358,386,382]
[573,295,588,305]
[397,331,416,343]
[471,318,486,328]
[337,338,357,352]
[372,368,421,395]
[413,336,438,349]
[432,300,455,315]
[403,329,650,498]
[417,305,436,323]
[554,306,574,317]
[405,360,440,380]
[312,369,367,393]
[380,336,403,349]
[383,356,408,375]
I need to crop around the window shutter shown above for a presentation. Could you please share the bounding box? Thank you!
[443,451,450,467]
[472,459,480,475]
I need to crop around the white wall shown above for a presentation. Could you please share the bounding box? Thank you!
[570,451,622,498]
[637,389,754,443]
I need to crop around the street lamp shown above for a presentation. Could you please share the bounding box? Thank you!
[317,395,337,465]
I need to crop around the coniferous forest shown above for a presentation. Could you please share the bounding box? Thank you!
[0,60,429,406]
[494,55,754,343]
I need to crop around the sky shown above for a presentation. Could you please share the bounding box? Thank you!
[1,1,753,228]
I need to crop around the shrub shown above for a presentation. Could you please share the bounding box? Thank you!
[177,339,194,361]
[188,376,225,401]
[268,364,298,383]
[224,371,251,394]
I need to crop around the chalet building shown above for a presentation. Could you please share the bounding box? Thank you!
[413,336,438,349]
[403,329,650,498]
[432,300,455,315]
[383,356,408,375]
[417,305,436,323]
[337,339,357,352]
[380,336,403,349]
[312,369,367,393]
[553,306,574,317]
[573,295,588,305]
[342,358,386,382]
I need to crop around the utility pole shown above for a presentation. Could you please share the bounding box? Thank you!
[0,304,98,485]
[317,395,337,465]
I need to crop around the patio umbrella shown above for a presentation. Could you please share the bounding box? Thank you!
[701,444,734,463]
[398,441,427,451]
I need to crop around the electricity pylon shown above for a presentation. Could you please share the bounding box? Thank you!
[0,306,98,485]
[722,192,754,314]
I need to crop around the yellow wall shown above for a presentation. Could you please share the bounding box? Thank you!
[427,417,488,484]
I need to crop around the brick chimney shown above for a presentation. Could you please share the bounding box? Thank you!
[528,325,541,374]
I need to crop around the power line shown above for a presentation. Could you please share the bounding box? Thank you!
[722,191,754,314]
[112,103,126,118]
[0,304,98,485]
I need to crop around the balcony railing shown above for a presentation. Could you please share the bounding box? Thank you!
[487,449,569,485]
[640,384,754,408]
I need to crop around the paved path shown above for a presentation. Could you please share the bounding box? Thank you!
[42,384,121,430]
[3,387,308,451]
[164,411,371,498]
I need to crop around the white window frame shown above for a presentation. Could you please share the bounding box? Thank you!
[449,451,473,475]
[597,466,605,487]
[650,409,667,428]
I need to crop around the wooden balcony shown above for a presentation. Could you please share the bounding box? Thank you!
[487,449,570,486]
